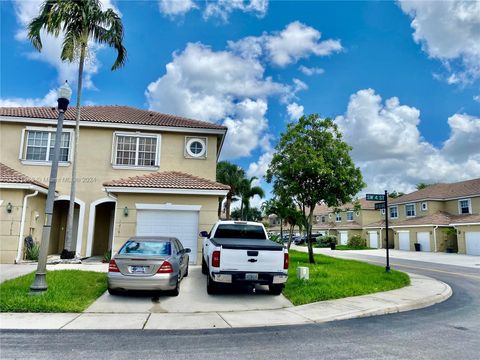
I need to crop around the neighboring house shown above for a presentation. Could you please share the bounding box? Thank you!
[0,106,229,264]
[365,178,480,255]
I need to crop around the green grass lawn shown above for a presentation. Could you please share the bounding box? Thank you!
[334,245,373,250]
[0,270,107,313]
[283,250,410,305]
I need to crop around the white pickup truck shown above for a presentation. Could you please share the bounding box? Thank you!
[201,221,289,295]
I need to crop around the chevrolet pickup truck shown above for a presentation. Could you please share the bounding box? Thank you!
[201,221,289,295]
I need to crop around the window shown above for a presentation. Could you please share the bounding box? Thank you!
[321,216,326,223]
[389,206,398,219]
[114,133,158,167]
[421,202,428,211]
[185,137,207,158]
[458,199,471,214]
[346,211,354,221]
[119,240,171,256]
[214,224,266,239]
[405,203,416,217]
[22,129,71,163]
[335,213,341,222]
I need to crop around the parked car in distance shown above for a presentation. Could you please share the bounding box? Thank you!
[201,221,288,295]
[107,236,190,296]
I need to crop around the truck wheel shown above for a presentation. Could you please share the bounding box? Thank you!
[206,274,218,295]
[269,284,284,295]
[202,258,208,275]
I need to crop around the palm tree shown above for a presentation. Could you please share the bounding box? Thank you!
[216,161,245,220]
[28,0,126,257]
[238,177,265,220]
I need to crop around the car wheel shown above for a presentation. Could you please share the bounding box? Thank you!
[107,288,120,296]
[206,274,218,295]
[268,284,284,295]
[170,275,180,297]
[201,258,208,275]
[184,264,189,277]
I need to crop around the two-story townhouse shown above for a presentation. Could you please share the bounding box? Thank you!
[364,178,480,255]
[0,106,230,264]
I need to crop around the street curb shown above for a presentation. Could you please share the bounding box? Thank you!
[0,273,452,330]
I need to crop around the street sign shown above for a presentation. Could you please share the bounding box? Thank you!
[374,202,385,210]
[366,193,386,201]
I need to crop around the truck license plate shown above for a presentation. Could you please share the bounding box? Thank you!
[245,273,258,280]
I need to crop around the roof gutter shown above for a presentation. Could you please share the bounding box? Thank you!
[103,186,229,196]
[433,225,439,252]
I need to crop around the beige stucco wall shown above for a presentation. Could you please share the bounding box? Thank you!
[455,224,480,254]
[0,189,46,263]
[112,193,219,263]
[444,196,480,215]
[0,121,221,260]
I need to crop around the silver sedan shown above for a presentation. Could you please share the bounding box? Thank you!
[107,236,190,296]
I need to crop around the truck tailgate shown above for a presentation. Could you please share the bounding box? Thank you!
[219,248,285,273]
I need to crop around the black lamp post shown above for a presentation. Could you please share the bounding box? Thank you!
[30,81,72,293]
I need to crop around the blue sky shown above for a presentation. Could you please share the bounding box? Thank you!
[1,0,479,205]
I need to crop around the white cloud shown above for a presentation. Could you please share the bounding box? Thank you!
[0,89,57,107]
[286,102,304,121]
[474,95,480,102]
[336,88,480,193]
[204,0,268,21]
[265,21,342,67]
[158,0,197,16]
[399,0,480,84]
[145,42,285,159]
[12,0,118,89]
[299,65,325,76]
[228,21,342,67]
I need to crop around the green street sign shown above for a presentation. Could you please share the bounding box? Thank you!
[366,193,385,201]
[374,202,385,210]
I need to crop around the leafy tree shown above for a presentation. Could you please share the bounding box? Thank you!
[388,190,405,199]
[231,207,263,222]
[238,177,265,220]
[416,183,430,190]
[216,161,245,220]
[28,0,126,256]
[266,115,365,263]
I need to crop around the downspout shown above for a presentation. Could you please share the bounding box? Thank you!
[15,191,39,263]
[433,225,439,252]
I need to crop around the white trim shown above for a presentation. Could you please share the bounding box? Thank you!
[54,195,85,257]
[449,222,480,226]
[185,137,207,159]
[135,203,202,211]
[458,198,472,215]
[391,224,442,228]
[18,128,26,160]
[111,165,159,171]
[405,203,416,218]
[1,116,227,135]
[20,160,70,167]
[104,186,228,196]
[19,127,75,164]
[389,205,398,219]
[0,182,48,194]
[421,202,428,211]
[86,197,117,257]
[396,230,410,233]
[112,131,161,168]
[15,190,39,263]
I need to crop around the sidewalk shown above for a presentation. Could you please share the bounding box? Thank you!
[0,271,451,330]
[291,245,480,269]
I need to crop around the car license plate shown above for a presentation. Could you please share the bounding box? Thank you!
[130,266,146,274]
[245,273,258,281]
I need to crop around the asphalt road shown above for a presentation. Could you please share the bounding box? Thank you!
[1,256,479,360]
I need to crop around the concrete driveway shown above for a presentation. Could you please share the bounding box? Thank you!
[85,266,292,314]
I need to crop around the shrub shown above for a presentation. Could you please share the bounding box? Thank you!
[316,235,337,247]
[348,235,367,248]
[102,250,112,263]
[25,242,40,261]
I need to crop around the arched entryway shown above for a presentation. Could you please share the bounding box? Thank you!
[86,198,116,257]
[50,199,83,255]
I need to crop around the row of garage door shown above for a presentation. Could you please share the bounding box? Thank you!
[397,230,480,255]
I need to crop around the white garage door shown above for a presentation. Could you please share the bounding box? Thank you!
[465,232,480,256]
[339,231,348,245]
[369,232,379,248]
[136,209,199,264]
[399,231,410,251]
[417,232,430,252]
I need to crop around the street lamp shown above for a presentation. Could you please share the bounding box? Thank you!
[30,81,72,294]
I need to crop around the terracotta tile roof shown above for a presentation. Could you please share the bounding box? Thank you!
[313,203,333,215]
[103,171,230,191]
[0,162,48,189]
[334,222,363,230]
[390,178,480,204]
[0,106,227,131]
[389,212,453,226]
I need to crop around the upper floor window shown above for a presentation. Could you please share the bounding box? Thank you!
[405,203,416,217]
[389,206,398,219]
[321,216,326,223]
[346,211,354,221]
[114,133,159,168]
[20,128,73,164]
[185,137,207,159]
[458,199,472,214]
[335,213,341,222]
[421,202,428,211]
